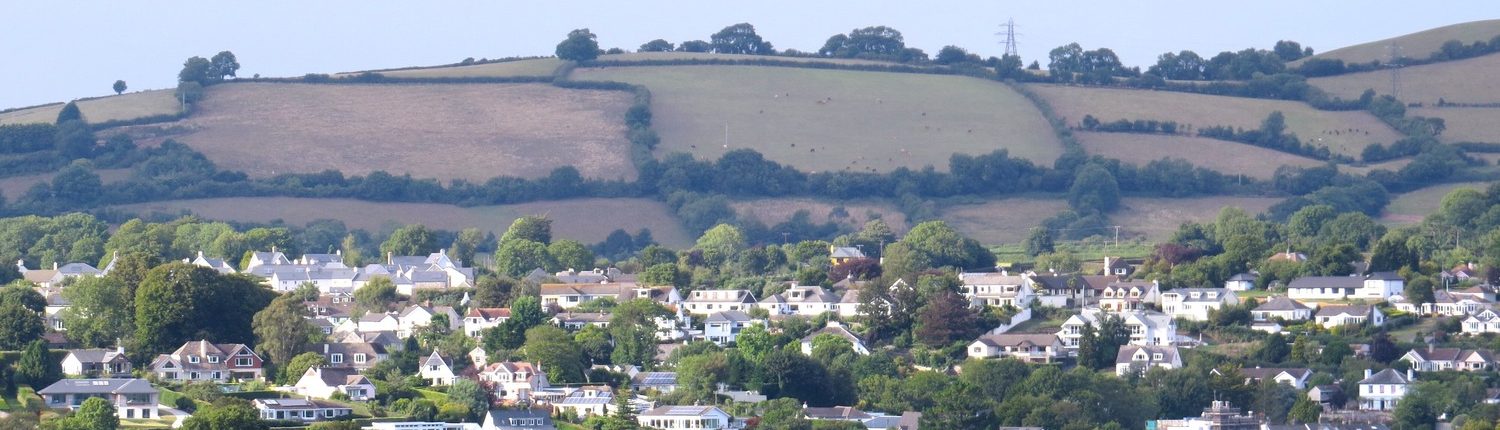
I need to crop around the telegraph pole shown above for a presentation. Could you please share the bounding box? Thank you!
[1113,226,1121,247]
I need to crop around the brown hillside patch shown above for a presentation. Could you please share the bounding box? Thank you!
[1410,107,1500,143]
[940,198,1071,244]
[113,197,692,247]
[110,83,635,182]
[0,169,129,199]
[351,58,564,79]
[1076,132,1324,179]
[1112,197,1281,241]
[0,90,180,125]
[729,198,909,233]
[1310,53,1500,105]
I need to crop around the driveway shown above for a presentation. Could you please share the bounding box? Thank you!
[156,404,191,428]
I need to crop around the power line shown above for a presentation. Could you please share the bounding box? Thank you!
[996,18,1020,57]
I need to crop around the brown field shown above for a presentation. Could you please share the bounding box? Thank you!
[1310,53,1500,105]
[0,90,180,125]
[1340,158,1412,175]
[1381,181,1492,225]
[348,58,565,79]
[1029,84,1403,158]
[1473,153,1500,165]
[0,169,129,199]
[1293,20,1500,67]
[113,197,692,247]
[729,198,909,233]
[108,83,636,182]
[1111,197,1282,241]
[1410,107,1500,143]
[1075,132,1324,179]
[596,52,895,66]
[574,66,1062,172]
[939,198,1072,244]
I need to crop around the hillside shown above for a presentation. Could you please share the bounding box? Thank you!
[349,58,565,79]
[1381,181,1491,225]
[1074,132,1325,179]
[1029,83,1403,158]
[593,51,895,65]
[112,197,693,247]
[1294,19,1500,67]
[107,82,636,182]
[729,198,910,232]
[1308,52,1500,105]
[0,89,179,126]
[572,65,1062,172]
[1409,106,1500,143]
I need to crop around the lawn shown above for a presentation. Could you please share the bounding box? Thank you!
[0,89,180,125]
[106,82,636,182]
[352,58,565,79]
[1380,181,1491,224]
[1409,107,1500,143]
[1075,132,1325,179]
[1292,19,1500,68]
[1310,52,1500,105]
[1028,83,1403,158]
[119,418,175,428]
[572,65,1062,172]
[113,197,693,248]
[729,198,909,233]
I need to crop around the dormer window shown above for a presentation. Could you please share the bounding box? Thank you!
[1153,353,1164,360]
[207,356,219,364]
[188,356,200,364]
[331,354,344,364]
[354,354,366,363]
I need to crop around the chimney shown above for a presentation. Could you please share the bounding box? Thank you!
[1364,369,1372,379]
[323,344,329,354]
[16,260,25,273]
[387,252,393,265]
[1407,368,1415,381]
[53,262,58,271]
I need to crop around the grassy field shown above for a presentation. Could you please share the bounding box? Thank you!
[113,197,693,247]
[595,51,895,66]
[1409,107,1500,143]
[107,82,635,182]
[1309,53,1500,105]
[573,65,1062,172]
[1028,83,1403,158]
[1111,196,1282,241]
[0,169,129,199]
[1381,181,1491,224]
[939,197,1071,244]
[0,89,180,125]
[729,198,909,233]
[1075,132,1325,179]
[990,241,1153,266]
[350,58,565,78]
[1293,19,1500,67]
[1339,158,1412,175]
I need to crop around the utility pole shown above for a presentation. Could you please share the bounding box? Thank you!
[996,18,1020,57]
[1387,43,1403,99]
[1113,226,1121,248]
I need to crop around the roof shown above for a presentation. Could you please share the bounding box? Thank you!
[632,371,677,387]
[961,272,1027,285]
[321,342,386,358]
[1367,271,1403,281]
[254,398,350,410]
[803,406,872,420]
[802,324,864,347]
[640,405,727,417]
[1359,369,1409,385]
[466,307,512,319]
[685,289,756,303]
[66,348,127,364]
[1029,274,1118,291]
[1288,276,1364,290]
[1408,347,1463,361]
[1228,273,1257,282]
[1255,296,1312,312]
[830,247,866,259]
[1117,345,1179,364]
[973,334,1060,348]
[38,378,156,395]
[307,367,371,387]
[705,310,753,323]
[22,270,57,284]
[57,262,101,276]
[486,408,555,426]
[1162,288,1231,302]
[1240,367,1311,380]
[1316,304,1375,318]
[423,351,452,368]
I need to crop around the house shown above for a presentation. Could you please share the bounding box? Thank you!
[553,268,617,284]
[358,312,402,334]
[305,293,357,325]
[1099,281,1160,312]
[1058,308,1177,350]
[470,347,489,369]
[1443,262,1479,283]
[829,246,867,266]
[803,406,872,426]
[397,305,463,338]
[835,288,862,317]
[1315,305,1384,328]
[637,406,735,430]
[187,251,237,274]
[37,378,158,419]
[420,351,458,386]
[1268,250,1308,263]
[61,347,132,378]
[149,340,265,382]
[314,342,386,370]
[246,249,292,270]
[703,310,762,346]
[478,361,550,402]
[18,260,103,288]
[1159,288,1238,322]
[1225,367,1313,389]
[1401,346,1495,372]
[967,334,1063,363]
[1307,384,1344,408]
[539,283,680,310]
[365,422,482,430]
[800,321,870,355]
[1027,274,1115,307]
[338,331,404,352]
[41,288,68,331]
[1464,309,1500,335]
[683,289,758,314]
[552,386,613,417]
[1251,297,1313,322]
[1391,290,1492,316]
[1358,369,1412,411]
[1286,272,1403,301]
[1225,273,1257,291]
[483,408,557,430]
[295,367,376,401]
[254,398,353,422]
[1101,257,1134,276]
[553,312,612,330]
[1453,284,1498,302]
[759,285,843,316]
[1115,345,1182,376]
[631,372,679,393]
[465,308,511,338]
[959,271,1034,308]
[363,250,478,294]
[262,265,359,293]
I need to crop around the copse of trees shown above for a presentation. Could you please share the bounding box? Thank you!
[819,26,926,63]
[178,51,240,85]
[556,29,601,62]
[710,23,774,55]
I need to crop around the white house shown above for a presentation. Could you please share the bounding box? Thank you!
[37,378,158,419]
[552,386,613,418]
[18,260,103,288]
[1115,345,1181,376]
[1401,347,1495,372]
[703,310,762,346]
[759,285,843,316]
[1159,288,1238,322]
[398,305,462,338]
[540,283,680,310]
[1392,290,1493,316]
[967,334,1063,363]
[1358,369,1412,411]
[1232,367,1312,389]
[959,271,1034,308]
[478,361,550,402]
[420,351,457,386]
[1286,272,1403,301]
[1464,309,1500,335]
[1224,273,1257,291]
[464,308,511,338]
[1251,297,1313,322]
[1315,305,1384,329]
[254,398,353,423]
[295,367,376,401]
[682,289,758,314]
[187,251,237,274]
[1058,308,1177,350]
[61,347,132,378]
[637,406,734,430]
[800,321,870,355]
[483,408,556,429]
[1098,281,1159,312]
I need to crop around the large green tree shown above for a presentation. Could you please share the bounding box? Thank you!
[72,396,120,430]
[60,276,134,348]
[380,224,438,257]
[522,325,583,383]
[1068,163,1121,213]
[15,340,62,388]
[609,299,668,367]
[501,216,553,245]
[548,240,595,271]
[555,29,600,62]
[252,295,323,371]
[278,352,325,385]
[484,296,546,351]
[710,23,774,55]
[494,239,555,277]
[181,400,267,430]
[134,264,274,358]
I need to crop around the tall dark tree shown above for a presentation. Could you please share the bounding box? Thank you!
[56,101,85,124]
[178,56,213,84]
[556,29,601,62]
[252,295,322,369]
[0,302,43,350]
[15,340,61,388]
[1069,163,1121,214]
[915,291,981,347]
[113,80,128,95]
[639,39,674,52]
[380,224,438,257]
[1024,227,1055,257]
[710,23,774,55]
[209,51,240,80]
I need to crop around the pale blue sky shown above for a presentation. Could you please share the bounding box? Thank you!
[2,1,1495,108]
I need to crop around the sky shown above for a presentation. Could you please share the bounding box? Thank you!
[1,1,1496,108]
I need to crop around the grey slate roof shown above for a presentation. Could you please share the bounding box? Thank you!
[38,378,156,395]
[1288,276,1363,290]
[1359,369,1409,385]
[705,310,752,323]
[1255,296,1311,311]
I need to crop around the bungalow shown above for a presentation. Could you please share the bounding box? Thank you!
[539,283,680,310]
[703,310,762,346]
[1315,305,1384,329]
[420,351,458,386]
[959,271,1034,309]
[478,361,550,402]
[1358,369,1412,411]
[295,367,376,401]
[1225,367,1312,389]
[1392,290,1492,316]
[1224,273,1257,291]
[552,386,613,418]
[1115,345,1182,376]
[464,307,511,338]
[683,289,758,314]
[1251,297,1313,322]
[1464,309,1500,335]
[1307,384,1344,408]
[1027,274,1115,307]
[1102,256,1134,276]
[967,334,1063,363]
[149,340,265,382]
[631,372,679,393]
[553,268,615,284]
[637,406,735,430]
[553,312,611,330]
[800,321,870,355]
[1286,272,1403,301]
[1058,308,1177,350]
[1159,288,1238,322]
[829,246,867,266]
[1401,347,1496,372]
[61,347,132,378]
[484,408,557,429]
[37,378,158,419]
[254,398,353,422]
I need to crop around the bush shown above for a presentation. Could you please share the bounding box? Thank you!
[175,396,197,413]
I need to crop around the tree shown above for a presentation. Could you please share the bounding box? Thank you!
[0,301,43,350]
[556,29,600,62]
[1288,396,1321,424]
[354,277,399,312]
[447,379,488,422]
[494,239,555,277]
[694,223,746,265]
[1273,40,1307,62]
[548,240,595,271]
[57,101,85,124]
[640,263,686,288]
[473,275,517,308]
[178,56,213,84]
[1023,227,1054,257]
[15,340,61,388]
[69,396,121,430]
[209,51,240,80]
[450,228,485,267]
[278,352,325,385]
[113,80,127,95]
[1254,332,1290,363]
[522,325,583,383]
[182,400,268,430]
[1404,276,1436,307]
[676,352,729,404]
[484,296,545,351]
[1068,163,1121,213]
[921,382,994,429]
[915,291,980,347]
[603,388,641,430]
[501,216,553,245]
[710,23,773,55]
[677,40,711,53]
[639,39,674,52]
[134,263,274,358]
[252,295,322,371]
[61,276,134,348]
[610,299,668,367]
[380,224,438,257]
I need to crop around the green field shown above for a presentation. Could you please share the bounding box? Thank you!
[1410,106,1500,143]
[1310,53,1500,105]
[596,51,895,66]
[1293,19,1500,67]
[1381,181,1492,224]
[1110,196,1281,241]
[113,197,693,247]
[351,58,565,78]
[1029,83,1402,158]
[0,168,129,199]
[729,197,909,233]
[0,89,180,125]
[573,65,1063,172]
[1075,132,1325,179]
[940,197,1071,244]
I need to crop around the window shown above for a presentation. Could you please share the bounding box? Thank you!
[331,354,343,364]
[1153,353,1164,360]
[302,411,314,419]
[189,372,199,379]
[207,356,219,363]
[188,356,199,363]
[212,372,221,380]
[236,358,252,367]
